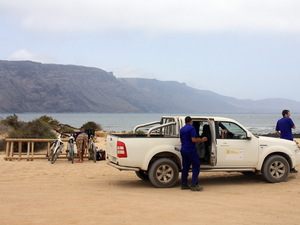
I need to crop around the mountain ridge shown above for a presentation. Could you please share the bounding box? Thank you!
[1,60,300,113]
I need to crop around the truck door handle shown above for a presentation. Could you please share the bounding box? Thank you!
[220,144,229,147]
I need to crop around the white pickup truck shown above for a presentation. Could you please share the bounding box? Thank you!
[106,116,300,188]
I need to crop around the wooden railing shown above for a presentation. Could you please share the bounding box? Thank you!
[5,138,59,161]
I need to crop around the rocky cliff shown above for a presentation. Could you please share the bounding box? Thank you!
[1,60,300,113]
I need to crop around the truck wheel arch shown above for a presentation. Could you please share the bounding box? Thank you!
[258,150,293,171]
[141,148,181,171]
[147,152,181,171]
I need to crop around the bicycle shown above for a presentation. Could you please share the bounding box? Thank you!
[49,132,64,164]
[66,133,75,164]
[88,135,97,163]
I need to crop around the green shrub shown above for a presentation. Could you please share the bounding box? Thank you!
[0,123,9,134]
[0,139,5,151]
[7,119,56,152]
[1,114,24,130]
[8,119,55,139]
[37,115,60,129]
[80,121,102,131]
[136,130,146,135]
[58,126,75,134]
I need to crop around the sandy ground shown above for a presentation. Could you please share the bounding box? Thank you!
[1,137,300,225]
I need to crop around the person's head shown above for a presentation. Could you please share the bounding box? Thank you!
[185,116,192,124]
[282,109,290,117]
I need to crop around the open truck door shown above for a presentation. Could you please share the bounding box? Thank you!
[191,117,217,166]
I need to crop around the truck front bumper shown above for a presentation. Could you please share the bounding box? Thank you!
[107,162,140,172]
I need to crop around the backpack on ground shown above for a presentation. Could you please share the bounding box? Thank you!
[96,150,106,161]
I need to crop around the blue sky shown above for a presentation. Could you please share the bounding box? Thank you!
[1,0,300,101]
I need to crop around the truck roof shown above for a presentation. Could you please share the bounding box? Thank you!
[163,115,237,122]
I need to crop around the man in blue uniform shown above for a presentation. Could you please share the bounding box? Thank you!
[276,109,298,173]
[180,116,208,191]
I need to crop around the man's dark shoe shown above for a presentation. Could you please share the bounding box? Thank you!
[190,184,203,191]
[290,168,298,173]
[181,184,190,190]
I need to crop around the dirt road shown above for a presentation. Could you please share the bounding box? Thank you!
[1,152,300,225]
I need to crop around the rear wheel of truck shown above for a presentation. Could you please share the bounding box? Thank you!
[148,158,179,188]
[262,155,290,183]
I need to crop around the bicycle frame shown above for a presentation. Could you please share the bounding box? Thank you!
[53,134,63,154]
[50,133,64,164]
[68,134,75,152]
[88,135,97,163]
[67,134,75,163]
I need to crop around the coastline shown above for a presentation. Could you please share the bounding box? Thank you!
[1,112,300,134]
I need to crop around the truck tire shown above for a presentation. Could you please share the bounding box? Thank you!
[262,155,290,183]
[135,171,149,181]
[148,158,179,188]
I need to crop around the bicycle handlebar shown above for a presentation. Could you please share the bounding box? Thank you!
[54,130,74,138]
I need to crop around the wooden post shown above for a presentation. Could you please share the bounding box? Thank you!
[18,141,22,161]
[9,142,14,161]
[47,141,51,159]
[30,142,34,161]
[27,142,31,161]
[5,141,10,160]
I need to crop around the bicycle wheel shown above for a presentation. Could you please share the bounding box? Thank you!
[88,142,96,163]
[51,146,62,164]
[88,143,93,160]
[69,144,75,164]
[93,145,97,163]
[48,141,56,161]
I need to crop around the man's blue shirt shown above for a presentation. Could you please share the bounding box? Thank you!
[180,124,197,152]
[276,117,295,141]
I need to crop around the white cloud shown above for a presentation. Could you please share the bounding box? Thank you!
[8,49,33,60]
[8,49,56,63]
[1,0,300,34]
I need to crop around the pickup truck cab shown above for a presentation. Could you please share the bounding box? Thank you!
[106,116,300,188]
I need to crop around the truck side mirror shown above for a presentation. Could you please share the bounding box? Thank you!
[246,132,252,140]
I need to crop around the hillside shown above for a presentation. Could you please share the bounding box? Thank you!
[1,60,300,113]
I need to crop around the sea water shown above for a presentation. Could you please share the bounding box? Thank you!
[1,113,300,134]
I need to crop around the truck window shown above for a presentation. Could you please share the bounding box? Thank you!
[216,122,247,139]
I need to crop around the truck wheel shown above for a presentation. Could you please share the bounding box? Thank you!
[148,158,179,188]
[135,171,149,181]
[262,155,290,183]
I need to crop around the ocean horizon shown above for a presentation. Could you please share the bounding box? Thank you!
[1,112,300,134]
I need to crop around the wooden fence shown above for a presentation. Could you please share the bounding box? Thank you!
[5,138,63,161]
